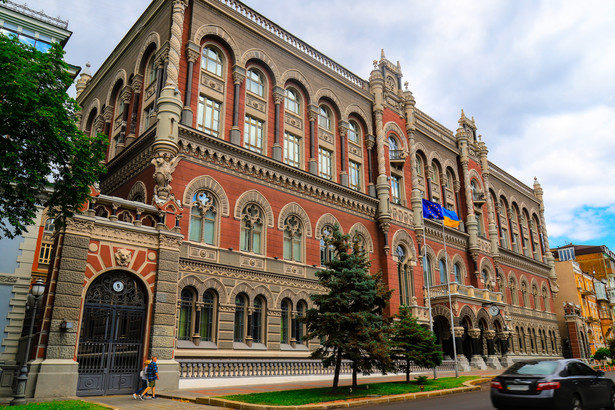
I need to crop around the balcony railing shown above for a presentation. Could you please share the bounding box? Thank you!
[389,150,406,161]
[427,282,503,303]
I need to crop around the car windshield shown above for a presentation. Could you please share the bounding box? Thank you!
[505,361,559,375]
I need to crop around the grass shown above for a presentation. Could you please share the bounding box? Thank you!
[5,400,107,409]
[220,376,478,406]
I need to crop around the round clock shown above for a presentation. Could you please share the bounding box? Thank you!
[488,305,500,316]
[112,281,125,293]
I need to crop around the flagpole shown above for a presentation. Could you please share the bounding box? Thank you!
[423,223,437,379]
[441,219,460,378]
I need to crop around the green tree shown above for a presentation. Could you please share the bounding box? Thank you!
[303,225,393,392]
[0,35,106,238]
[593,347,611,366]
[389,305,443,383]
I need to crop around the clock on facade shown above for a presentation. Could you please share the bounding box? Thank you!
[112,280,125,292]
[488,305,500,316]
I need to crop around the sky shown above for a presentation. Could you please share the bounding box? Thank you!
[25,0,615,251]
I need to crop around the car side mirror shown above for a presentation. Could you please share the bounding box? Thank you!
[596,370,605,377]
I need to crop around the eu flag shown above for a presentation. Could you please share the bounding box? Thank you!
[422,198,443,220]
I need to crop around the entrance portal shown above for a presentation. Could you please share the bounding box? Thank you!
[76,271,147,396]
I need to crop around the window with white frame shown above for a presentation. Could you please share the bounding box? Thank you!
[189,191,217,244]
[240,204,263,254]
[348,120,360,144]
[318,105,332,130]
[285,88,300,115]
[283,215,303,262]
[349,160,361,191]
[244,116,264,153]
[319,147,332,180]
[202,46,223,77]
[391,175,401,204]
[197,96,221,137]
[284,132,301,168]
[246,69,265,97]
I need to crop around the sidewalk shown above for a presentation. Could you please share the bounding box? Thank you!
[159,368,497,402]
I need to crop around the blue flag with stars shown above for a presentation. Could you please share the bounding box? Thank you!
[422,198,443,220]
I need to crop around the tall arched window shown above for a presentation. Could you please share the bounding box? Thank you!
[179,289,195,341]
[453,263,462,283]
[423,256,432,287]
[202,46,223,76]
[200,290,216,342]
[252,296,266,344]
[240,204,263,254]
[246,69,265,97]
[296,300,307,345]
[348,120,360,144]
[283,215,303,262]
[285,88,300,114]
[396,245,412,305]
[280,299,291,344]
[481,269,488,288]
[234,294,247,342]
[320,225,334,265]
[439,259,447,284]
[416,155,424,177]
[388,135,399,159]
[189,191,217,244]
[318,105,332,130]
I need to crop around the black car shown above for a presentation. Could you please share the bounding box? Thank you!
[490,359,615,410]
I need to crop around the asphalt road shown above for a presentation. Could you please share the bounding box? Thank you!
[360,371,615,410]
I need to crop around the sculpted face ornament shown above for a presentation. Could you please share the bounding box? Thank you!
[114,248,133,267]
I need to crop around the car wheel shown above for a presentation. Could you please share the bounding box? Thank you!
[570,395,582,410]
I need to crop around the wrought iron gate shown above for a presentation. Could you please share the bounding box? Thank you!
[77,271,146,396]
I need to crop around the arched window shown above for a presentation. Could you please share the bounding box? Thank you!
[283,215,303,262]
[200,291,216,342]
[189,191,217,244]
[240,204,263,254]
[320,225,334,265]
[234,294,247,342]
[481,269,488,288]
[296,300,307,345]
[439,259,447,284]
[202,46,223,77]
[179,289,195,341]
[423,256,432,287]
[471,180,481,200]
[445,170,454,191]
[147,55,157,86]
[318,105,332,130]
[280,299,291,344]
[252,296,266,344]
[285,88,300,114]
[396,245,413,305]
[431,163,440,185]
[246,69,265,97]
[388,135,399,159]
[348,120,360,144]
[453,263,462,283]
[416,155,424,177]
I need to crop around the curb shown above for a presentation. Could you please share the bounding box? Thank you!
[179,377,493,410]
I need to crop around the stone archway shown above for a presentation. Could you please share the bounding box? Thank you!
[76,270,147,396]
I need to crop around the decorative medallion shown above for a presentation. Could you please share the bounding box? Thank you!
[114,248,133,267]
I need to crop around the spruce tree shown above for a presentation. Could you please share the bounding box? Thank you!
[303,225,393,392]
[389,305,443,383]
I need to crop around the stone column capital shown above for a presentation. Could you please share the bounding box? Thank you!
[454,326,465,338]
[468,328,481,339]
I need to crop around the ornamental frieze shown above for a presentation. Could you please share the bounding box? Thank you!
[201,72,224,93]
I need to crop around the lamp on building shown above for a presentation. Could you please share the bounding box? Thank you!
[11,278,46,405]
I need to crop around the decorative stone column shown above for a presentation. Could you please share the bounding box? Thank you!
[478,139,500,257]
[484,330,502,369]
[127,74,143,145]
[338,122,348,187]
[498,331,514,367]
[272,87,284,161]
[454,327,471,371]
[230,66,245,145]
[308,106,318,175]
[181,42,200,126]
[468,328,487,369]
[365,135,376,197]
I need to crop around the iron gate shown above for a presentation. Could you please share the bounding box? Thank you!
[77,271,146,396]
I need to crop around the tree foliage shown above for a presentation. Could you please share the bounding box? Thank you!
[0,35,107,238]
[389,305,443,383]
[593,347,611,365]
[302,225,393,392]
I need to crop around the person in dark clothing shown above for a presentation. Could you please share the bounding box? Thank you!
[138,356,158,400]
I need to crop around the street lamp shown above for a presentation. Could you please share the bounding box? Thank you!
[10,278,45,406]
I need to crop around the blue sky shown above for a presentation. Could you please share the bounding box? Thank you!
[27,0,615,251]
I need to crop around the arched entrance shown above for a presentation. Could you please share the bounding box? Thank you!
[76,270,147,396]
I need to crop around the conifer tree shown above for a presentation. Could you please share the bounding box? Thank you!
[389,305,443,383]
[303,225,393,391]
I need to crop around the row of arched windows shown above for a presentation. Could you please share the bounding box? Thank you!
[178,287,308,347]
[514,326,558,355]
